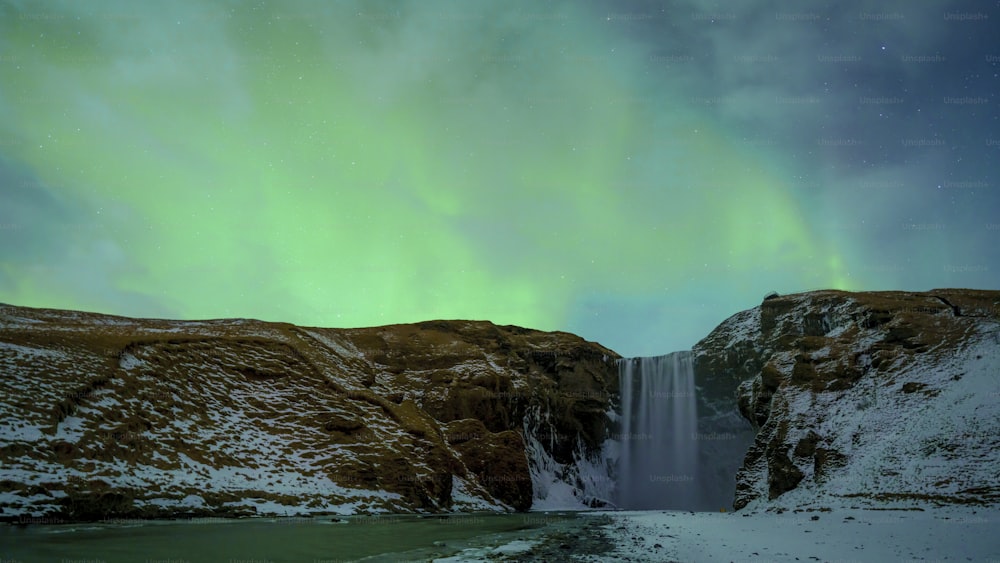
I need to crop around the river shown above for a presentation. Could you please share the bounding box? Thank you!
[0,512,604,562]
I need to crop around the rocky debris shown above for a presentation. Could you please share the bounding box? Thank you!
[692,289,1000,510]
[520,515,615,562]
[0,304,618,521]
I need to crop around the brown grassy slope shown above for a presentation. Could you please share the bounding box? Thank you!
[0,304,618,521]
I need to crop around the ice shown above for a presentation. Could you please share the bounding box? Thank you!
[523,405,614,511]
[433,539,541,562]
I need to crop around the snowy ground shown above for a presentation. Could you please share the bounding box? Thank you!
[578,505,1000,562]
[433,538,543,562]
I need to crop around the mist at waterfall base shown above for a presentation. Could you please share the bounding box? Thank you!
[616,352,735,511]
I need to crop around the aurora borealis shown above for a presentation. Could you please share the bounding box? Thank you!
[1,0,997,356]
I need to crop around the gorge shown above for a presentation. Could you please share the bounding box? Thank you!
[1,288,998,522]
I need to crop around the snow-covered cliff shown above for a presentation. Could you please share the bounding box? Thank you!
[693,289,1000,510]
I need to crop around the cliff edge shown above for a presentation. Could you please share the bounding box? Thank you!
[693,289,1000,510]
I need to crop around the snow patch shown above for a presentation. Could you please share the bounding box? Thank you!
[118,352,142,370]
[593,505,1000,562]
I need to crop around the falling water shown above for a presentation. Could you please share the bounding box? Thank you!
[616,351,702,510]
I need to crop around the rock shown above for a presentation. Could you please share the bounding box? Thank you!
[813,448,847,484]
[690,320,759,511]
[0,304,618,521]
[450,425,533,511]
[693,289,1000,510]
[794,431,820,458]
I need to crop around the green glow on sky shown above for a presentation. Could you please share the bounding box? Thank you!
[0,0,858,355]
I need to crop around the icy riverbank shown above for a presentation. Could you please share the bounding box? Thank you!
[578,505,1000,562]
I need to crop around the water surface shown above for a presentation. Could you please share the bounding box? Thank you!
[0,512,582,562]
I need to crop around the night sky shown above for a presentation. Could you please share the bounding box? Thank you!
[1,0,997,357]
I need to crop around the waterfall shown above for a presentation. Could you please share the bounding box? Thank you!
[617,352,704,510]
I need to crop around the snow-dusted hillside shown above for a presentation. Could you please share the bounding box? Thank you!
[0,304,619,521]
[4,289,995,524]
[693,289,1000,511]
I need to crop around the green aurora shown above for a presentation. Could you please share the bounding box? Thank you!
[4,0,994,356]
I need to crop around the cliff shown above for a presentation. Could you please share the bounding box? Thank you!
[693,289,1000,510]
[6,288,996,521]
[0,304,619,522]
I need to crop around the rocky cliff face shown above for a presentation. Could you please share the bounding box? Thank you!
[693,289,1000,511]
[686,359,757,511]
[0,305,618,522]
